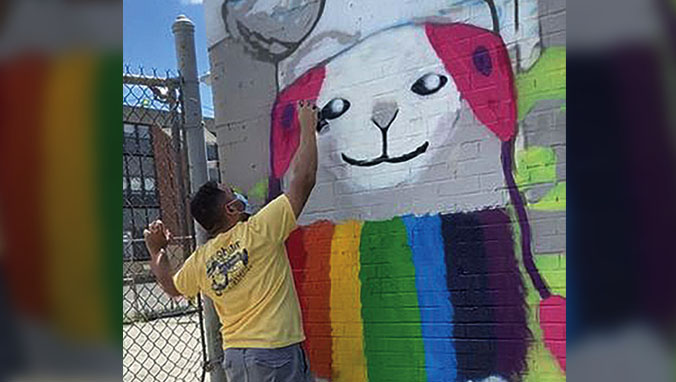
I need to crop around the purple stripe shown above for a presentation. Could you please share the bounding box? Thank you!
[441,212,497,381]
[477,209,530,378]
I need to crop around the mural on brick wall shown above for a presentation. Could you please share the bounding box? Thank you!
[206,0,566,381]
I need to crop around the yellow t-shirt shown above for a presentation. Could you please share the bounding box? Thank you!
[173,194,304,349]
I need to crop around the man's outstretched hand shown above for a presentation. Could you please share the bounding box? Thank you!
[144,220,172,256]
[143,220,180,297]
[298,100,319,132]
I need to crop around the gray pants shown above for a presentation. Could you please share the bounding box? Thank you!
[223,343,311,382]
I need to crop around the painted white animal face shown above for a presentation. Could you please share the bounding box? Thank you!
[271,23,518,221]
[315,26,462,191]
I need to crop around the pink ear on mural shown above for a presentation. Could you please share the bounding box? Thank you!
[271,67,326,178]
[425,23,516,141]
[539,294,566,372]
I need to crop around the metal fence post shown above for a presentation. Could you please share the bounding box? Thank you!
[172,14,226,382]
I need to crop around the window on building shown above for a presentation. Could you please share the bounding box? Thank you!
[147,208,160,223]
[208,167,220,182]
[141,157,155,177]
[144,177,155,192]
[123,208,133,232]
[122,123,160,261]
[137,125,150,139]
[130,177,142,192]
[124,124,135,136]
[124,136,137,154]
[207,143,219,161]
[127,156,141,177]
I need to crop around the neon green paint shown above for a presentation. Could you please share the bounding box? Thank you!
[532,254,559,270]
[506,206,566,382]
[248,178,268,201]
[535,254,567,297]
[515,147,557,187]
[531,182,566,211]
[516,47,567,120]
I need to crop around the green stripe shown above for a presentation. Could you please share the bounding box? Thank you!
[359,218,427,382]
[96,53,123,344]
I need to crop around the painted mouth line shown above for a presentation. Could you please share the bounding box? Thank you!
[341,142,430,167]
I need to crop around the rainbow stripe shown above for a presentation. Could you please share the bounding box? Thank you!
[360,219,426,382]
[403,215,456,382]
[330,221,366,382]
[288,212,566,382]
[0,52,121,344]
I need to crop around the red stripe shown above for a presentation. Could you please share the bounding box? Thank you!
[0,55,49,318]
[287,222,333,378]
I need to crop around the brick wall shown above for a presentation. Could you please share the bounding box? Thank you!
[206,0,566,381]
[150,126,192,264]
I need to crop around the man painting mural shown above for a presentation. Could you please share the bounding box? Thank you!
[199,0,566,380]
[143,101,320,382]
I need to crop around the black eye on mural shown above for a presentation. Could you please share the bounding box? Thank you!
[411,73,448,96]
[321,98,351,120]
[317,98,350,133]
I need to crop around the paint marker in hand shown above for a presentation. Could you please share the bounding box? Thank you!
[316,108,330,134]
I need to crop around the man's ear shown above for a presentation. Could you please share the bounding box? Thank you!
[225,203,238,216]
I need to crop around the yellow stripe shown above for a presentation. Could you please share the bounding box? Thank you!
[330,221,367,382]
[42,53,105,340]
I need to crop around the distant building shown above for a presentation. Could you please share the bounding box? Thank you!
[123,106,219,262]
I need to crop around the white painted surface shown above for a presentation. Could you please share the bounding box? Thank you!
[204,0,542,73]
[282,25,509,224]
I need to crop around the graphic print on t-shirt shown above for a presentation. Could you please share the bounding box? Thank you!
[205,240,251,296]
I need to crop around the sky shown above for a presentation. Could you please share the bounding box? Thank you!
[123,0,214,117]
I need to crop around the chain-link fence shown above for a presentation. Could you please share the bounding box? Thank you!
[123,65,206,382]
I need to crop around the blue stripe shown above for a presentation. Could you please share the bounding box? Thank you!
[403,215,457,382]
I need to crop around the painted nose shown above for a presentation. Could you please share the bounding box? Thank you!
[371,101,398,130]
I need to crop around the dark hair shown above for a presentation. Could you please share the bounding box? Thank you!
[190,181,226,231]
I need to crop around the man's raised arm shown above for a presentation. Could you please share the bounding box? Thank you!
[286,100,319,218]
